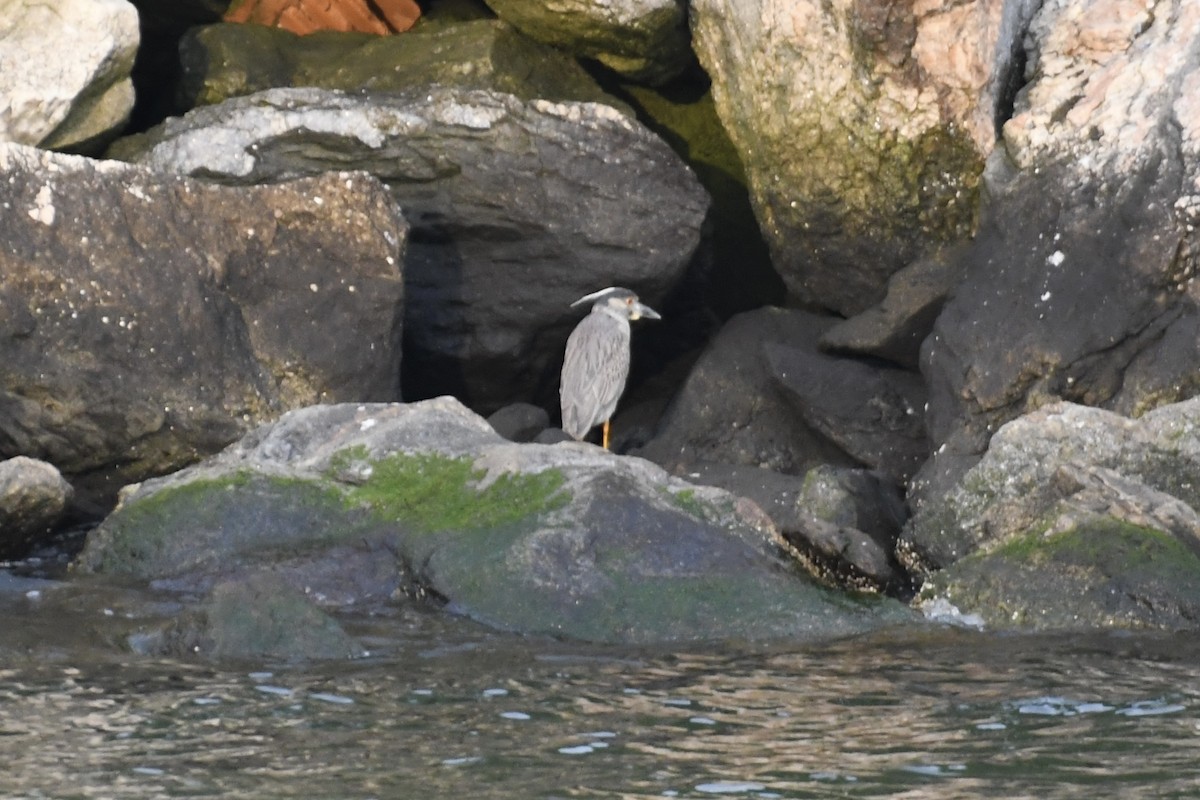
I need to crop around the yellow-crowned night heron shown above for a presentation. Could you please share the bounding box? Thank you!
[560,287,661,449]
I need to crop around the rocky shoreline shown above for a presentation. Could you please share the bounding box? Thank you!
[1,0,1198,659]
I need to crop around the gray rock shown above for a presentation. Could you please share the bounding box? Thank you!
[0,0,139,152]
[902,400,1200,633]
[482,0,692,85]
[918,0,1200,507]
[162,574,368,662]
[110,86,708,412]
[904,399,1200,573]
[0,457,73,556]
[77,398,915,647]
[0,142,406,507]
[487,402,550,442]
[798,465,908,552]
[905,399,1200,631]
[533,427,574,445]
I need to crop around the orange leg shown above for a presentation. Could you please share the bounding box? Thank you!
[602,419,611,450]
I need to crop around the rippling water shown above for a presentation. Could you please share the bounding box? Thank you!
[2,594,1199,800]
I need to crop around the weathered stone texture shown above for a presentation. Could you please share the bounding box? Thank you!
[0,0,140,152]
[0,142,406,505]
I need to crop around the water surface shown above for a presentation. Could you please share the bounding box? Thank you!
[2,592,1198,799]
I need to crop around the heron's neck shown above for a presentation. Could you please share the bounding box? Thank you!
[596,306,632,329]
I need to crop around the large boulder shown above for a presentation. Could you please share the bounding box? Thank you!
[689,0,1037,314]
[0,142,406,508]
[481,0,692,85]
[904,399,1200,631]
[76,398,915,651]
[0,0,140,152]
[109,86,709,412]
[917,0,1200,507]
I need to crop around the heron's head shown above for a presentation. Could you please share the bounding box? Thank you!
[569,286,662,321]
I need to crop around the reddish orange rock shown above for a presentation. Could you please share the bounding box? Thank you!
[224,0,421,35]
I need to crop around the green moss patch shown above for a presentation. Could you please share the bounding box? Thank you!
[928,516,1200,630]
[329,447,569,533]
[995,518,1200,575]
[79,471,359,578]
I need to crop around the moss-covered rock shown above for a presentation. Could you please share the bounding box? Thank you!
[918,516,1200,631]
[906,399,1200,632]
[78,398,916,652]
[178,19,624,112]
[690,0,994,315]
[903,399,1200,574]
[171,574,368,662]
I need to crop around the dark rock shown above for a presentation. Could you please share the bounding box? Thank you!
[0,142,406,508]
[163,574,368,661]
[918,156,1198,505]
[109,86,708,413]
[78,398,916,647]
[820,248,962,370]
[638,307,916,479]
[916,0,1200,509]
[487,402,549,442]
[676,461,907,593]
[0,457,73,557]
[783,515,902,595]
[765,344,928,485]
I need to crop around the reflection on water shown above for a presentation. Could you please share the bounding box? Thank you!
[2,604,1200,798]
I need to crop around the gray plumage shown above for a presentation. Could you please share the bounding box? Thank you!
[560,287,661,445]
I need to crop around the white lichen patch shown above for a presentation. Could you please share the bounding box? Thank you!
[533,99,632,131]
[431,100,505,131]
[27,184,54,225]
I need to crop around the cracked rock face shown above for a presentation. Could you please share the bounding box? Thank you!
[111,86,708,412]
[914,0,1200,508]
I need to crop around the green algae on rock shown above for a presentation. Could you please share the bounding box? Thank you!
[77,399,917,652]
[176,19,624,112]
[907,399,1200,632]
[918,517,1200,631]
